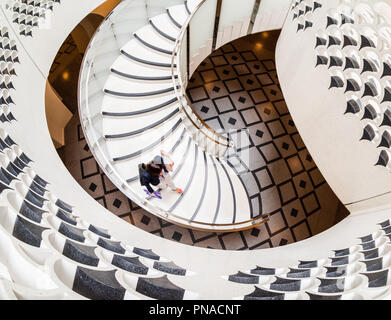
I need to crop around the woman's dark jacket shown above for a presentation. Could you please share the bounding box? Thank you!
[139,157,168,193]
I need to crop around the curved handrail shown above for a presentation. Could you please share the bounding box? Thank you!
[78,0,268,232]
[170,0,232,152]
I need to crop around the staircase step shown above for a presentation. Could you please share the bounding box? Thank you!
[63,240,99,267]
[167,5,189,28]
[269,276,302,292]
[286,268,311,278]
[97,238,126,255]
[325,266,347,278]
[149,19,176,42]
[111,68,176,81]
[112,54,173,77]
[102,96,178,117]
[186,0,203,13]
[73,267,126,300]
[318,278,345,293]
[88,225,111,239]
[16,196,46,224]
[135,275,185,300]
[153,261,187,276]
[150,12,181,41]
[191,154,221,224]
[111,126,187,181]
[134,25,174,54]
[58,223,86,243]
[250,266,277,276]
[363,257,383,272]
[244,287,285,300]
[102,91,178,114]
[133,247,161,261]
[121,49,173,68]
[110,118,183,162]
[12,215,48,247]
[228,271,259,284]
[363,270,389,288]
[105,108,179,139]
[307,292,342,300]
[112,255,149,275]
[56,209,77,226]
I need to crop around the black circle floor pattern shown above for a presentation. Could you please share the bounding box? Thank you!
[61,33,348,251]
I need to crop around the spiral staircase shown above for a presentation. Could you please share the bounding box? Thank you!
[78,0,269,232]
[0,0,390,301]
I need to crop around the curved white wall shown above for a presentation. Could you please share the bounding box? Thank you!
[276,0,391,212]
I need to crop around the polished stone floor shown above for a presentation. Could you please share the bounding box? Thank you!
[57,30,349,250]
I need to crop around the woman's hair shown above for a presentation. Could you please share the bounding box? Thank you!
[145,162,162,177]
